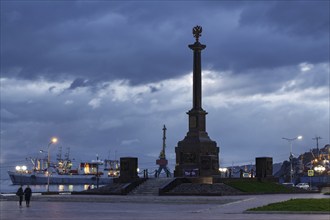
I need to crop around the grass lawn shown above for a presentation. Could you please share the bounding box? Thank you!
[248,198,330,211]
[225,180,294,193]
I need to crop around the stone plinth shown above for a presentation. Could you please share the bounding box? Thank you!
[174,134,219,177]
[255,157,273,178]
[118,157,139,183]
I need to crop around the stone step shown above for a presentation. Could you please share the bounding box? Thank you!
[129,178,173,196]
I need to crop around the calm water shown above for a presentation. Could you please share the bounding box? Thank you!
[0,179,96,194]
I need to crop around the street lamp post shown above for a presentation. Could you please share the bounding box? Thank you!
[282,136,302,184]
[47,137,58,192]
[96,154,99,189]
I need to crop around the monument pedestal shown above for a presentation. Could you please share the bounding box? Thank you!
[174,137,219,177]
[174,109,219,177]
[174,108,219,177]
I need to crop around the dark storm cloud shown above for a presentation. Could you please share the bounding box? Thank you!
[2,1,328,86]
[239,1,329,37]
[1,1,195,83]
[205,1,329,76]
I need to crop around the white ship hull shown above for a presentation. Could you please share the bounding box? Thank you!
[8,171,114,185]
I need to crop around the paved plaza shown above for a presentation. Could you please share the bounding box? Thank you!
[1,193,329,220]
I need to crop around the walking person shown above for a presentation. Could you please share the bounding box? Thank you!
[16,185,24,207]
[24,185,32,207]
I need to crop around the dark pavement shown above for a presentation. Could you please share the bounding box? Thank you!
[1,193,329,220]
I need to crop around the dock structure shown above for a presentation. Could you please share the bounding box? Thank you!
[156,125,171,177]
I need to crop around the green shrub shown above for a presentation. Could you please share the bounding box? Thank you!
[225,181,292,193]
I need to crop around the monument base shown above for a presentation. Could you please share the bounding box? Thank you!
[174,135,219,177]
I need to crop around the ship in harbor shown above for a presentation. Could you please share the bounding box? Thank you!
[8,147,120,185]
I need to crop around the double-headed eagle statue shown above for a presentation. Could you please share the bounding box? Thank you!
[192,25,202,42]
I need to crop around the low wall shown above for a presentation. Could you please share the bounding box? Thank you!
[213,177,279,184]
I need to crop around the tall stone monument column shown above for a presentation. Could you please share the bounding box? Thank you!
[174,26,220,177]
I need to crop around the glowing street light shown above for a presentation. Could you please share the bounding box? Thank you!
[47,137,58,192]
[219,167,228,178]
[282,135,303,183]
[51,137,58,144]
[219,168,228,172]
[314,165,325,173]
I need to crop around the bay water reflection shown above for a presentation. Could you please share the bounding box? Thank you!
[0,179,98,194]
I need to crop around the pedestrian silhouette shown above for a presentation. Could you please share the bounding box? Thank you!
[24,185,32,207]
[16,185,24,207]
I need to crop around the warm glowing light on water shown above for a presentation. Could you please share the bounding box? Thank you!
[58,185,64,191]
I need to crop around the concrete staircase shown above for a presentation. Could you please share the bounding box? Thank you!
[129,178,173,196]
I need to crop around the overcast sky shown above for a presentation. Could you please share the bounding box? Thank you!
[1,1,329,173]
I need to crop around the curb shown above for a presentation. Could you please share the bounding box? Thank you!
[244,211,330,215]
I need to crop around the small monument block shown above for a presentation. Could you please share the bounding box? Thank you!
[118,157,139,183]
[255,157,273,178]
